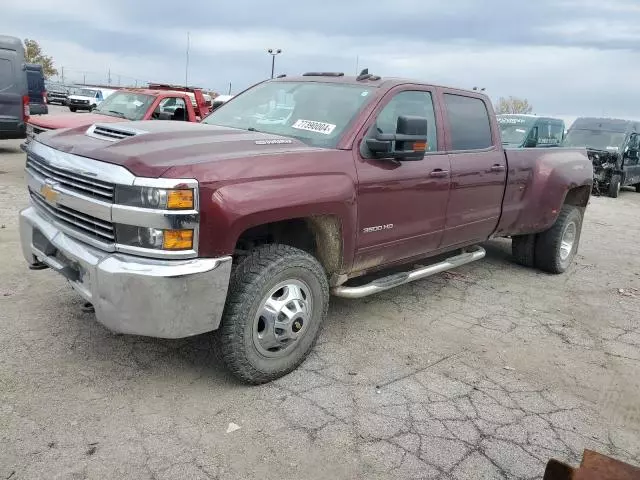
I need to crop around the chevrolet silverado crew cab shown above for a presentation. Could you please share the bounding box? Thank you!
[19,71,594,384]
[25,84,211,145]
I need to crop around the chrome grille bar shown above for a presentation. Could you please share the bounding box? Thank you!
[26,153,114,201]
[30,191,115,242]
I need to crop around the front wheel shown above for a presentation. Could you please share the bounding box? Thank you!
[69,107,77,112]
[608,175,621,198]
[635,183,640,193]
[535,205,583,274]
[219,244,329,384]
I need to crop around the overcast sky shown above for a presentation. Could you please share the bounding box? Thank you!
[3,0,640,121]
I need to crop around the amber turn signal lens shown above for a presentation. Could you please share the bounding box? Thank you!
[413,141,427,152]
[166,189,194,209]
[162,229,194,250]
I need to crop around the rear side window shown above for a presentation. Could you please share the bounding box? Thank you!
[0,58,15,91]
[444,94,493,150]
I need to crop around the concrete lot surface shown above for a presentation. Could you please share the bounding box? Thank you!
[1,121,639,479]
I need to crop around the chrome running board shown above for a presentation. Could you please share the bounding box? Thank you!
[332,246,486,299]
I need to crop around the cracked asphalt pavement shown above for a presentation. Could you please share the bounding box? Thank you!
[1,126,639,479]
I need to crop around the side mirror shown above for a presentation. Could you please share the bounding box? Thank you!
[524,127,538,148]
[365,115,428,161]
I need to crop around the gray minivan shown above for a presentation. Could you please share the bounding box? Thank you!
[0,35,29,140]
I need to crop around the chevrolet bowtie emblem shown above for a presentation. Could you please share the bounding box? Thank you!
[40,182,59,204]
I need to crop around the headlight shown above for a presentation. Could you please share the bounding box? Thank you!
[115,225,194,250]
[115,186,194,210]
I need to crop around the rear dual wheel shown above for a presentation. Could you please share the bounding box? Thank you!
[512,204,583,274]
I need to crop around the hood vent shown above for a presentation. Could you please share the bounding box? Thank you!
[86,124,147,142]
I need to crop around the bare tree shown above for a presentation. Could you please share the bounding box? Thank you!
[495,96,533,114]
[24,39,58,79]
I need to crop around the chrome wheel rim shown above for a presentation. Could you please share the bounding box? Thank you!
[560,222,577,261]
[252,279,313,358]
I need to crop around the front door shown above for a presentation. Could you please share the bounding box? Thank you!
[623,133,640,186]
[440,91,507,247]
[353,87,451,273]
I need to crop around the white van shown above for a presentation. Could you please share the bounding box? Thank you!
[67,87,116,112]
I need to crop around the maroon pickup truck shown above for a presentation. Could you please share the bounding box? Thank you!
[19,72,593,383]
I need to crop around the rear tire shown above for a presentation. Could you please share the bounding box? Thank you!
[534,205,583,274]
[635,183,640,193]
[512,234,536,268]
[219,244,329,384]
[69,107,77,112]
[608,175,621,198]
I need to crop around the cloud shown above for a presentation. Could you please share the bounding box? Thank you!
[2,0,640,117]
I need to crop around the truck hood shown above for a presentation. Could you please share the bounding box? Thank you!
[37,120,324,178]
[68,95,93,101]
[29,112,126,130]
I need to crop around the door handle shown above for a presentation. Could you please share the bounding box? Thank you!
[429,169,449,178]
[490,164,506,172]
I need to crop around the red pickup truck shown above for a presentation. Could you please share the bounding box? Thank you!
[19,72,593,384]
[24,84,211,143]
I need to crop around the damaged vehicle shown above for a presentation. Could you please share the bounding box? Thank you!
[562,117,640,197]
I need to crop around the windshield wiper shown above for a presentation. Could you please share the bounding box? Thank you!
[97,110,126,118]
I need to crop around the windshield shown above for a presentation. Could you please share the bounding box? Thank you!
[94,92,154,120]
[497,115,536,145]
[79,89,97,97]
[202,81,375,148]
[562,129,627,151]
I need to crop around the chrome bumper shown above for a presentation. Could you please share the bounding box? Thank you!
[19,206,232,339]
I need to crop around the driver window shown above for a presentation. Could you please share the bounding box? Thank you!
[627,134,639,165]
[371,91,438,152]
[154,97,187,121]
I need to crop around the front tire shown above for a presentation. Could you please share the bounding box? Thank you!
[69,107,77,112]
[635,183,640,193]
[219,244,329,384]
[608,175,621,198]
[535,205,583,274]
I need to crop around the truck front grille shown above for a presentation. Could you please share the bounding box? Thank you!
[26,153,115,202]
[29,189,115,242]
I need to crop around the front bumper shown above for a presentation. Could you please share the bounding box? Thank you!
[20,206,232,339]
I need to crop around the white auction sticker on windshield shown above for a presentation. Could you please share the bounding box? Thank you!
[291,119,336,135]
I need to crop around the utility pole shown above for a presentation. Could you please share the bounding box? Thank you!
[118,75,121,86]
[61,66,65,84]
[185,32,190,87]
[228,82,232,95]
[355,56,359,75]
[83,73,86,84]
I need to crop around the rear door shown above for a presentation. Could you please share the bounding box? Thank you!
[0,46,27,138]
[439,91,506,247]
[353,86,451,271]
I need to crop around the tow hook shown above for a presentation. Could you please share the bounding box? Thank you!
[28,262,48,270]
[81,302,95,313]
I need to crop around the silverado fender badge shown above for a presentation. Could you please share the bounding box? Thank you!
[255,139,293,145]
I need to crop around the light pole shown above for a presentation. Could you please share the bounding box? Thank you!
[267,48,282,79]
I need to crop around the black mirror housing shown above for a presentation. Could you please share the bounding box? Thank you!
[366,115,429,161]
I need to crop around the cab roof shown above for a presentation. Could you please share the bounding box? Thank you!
[272,73,483,97]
